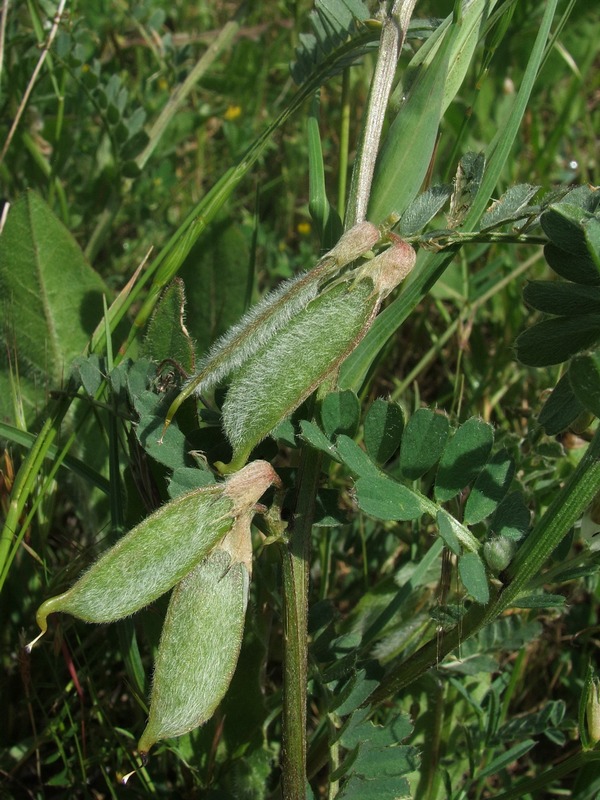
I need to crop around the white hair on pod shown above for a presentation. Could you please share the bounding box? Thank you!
[220,238,417,470]
[179,222,381,400]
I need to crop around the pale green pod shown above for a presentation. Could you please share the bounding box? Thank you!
[220,240,416,471]
[163,222,380,432]
[587,678,600,745]
[137,521,252,754]
[28,461,278,648]
[483,536,516,574]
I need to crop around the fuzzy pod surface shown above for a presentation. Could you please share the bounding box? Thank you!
[29,461,278,645]
[221,240,416,470]
[138,546,250,754]
[163,222,380,430]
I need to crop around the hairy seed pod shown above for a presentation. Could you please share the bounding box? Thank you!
[138,508,254,754]
[162,222,380,432]
[483,536,516,573]
[220,239,416,471]
[28,461,278,649]
[587,678,600,745]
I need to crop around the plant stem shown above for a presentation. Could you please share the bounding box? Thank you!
[496,424,600,612]
[492,749,600,800]
[281,445,322,800]
[346,0,417,228]
[337,69,351,221]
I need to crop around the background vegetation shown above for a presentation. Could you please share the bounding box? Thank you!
[1,0,599,798]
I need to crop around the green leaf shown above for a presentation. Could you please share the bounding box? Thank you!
[336,434,380,479]
[339,708,414,753]
[271,417,298,448]
[440,653,498,675]
[330,669,380,716]
[489,492,530,540]
[321,390,361,439]
[434,417,494,502]
[463,449,515,525]
[397,185,452,237]
[458,552,489,604]
[132,389,196,471]
[437,508,479,553]
[477,740,536,779]
[355,474,427,521]
[290,0,371,85]
[544,242,600,286]
[436,510,461,555]
[300,419,340,457]
[168,466,216,499]
[314,488,348,527]
[495,700,565,744]
[523,281,600,316]
[538,372,585,435]
[512,592,567,609]
[400,408,450,480]
[515,315,600,366]
[363,399,404,464]
[476,616,542,653]
[336,713,418,799]
[71,354,104,396]
[121,160,141,178]
[569,352,600,418]
[584,216,600,270]
[141,278,196,372]
[179,218,252,356]
[541,203,599,259]
[337,774,412,800]
[368,15,453,223]
[0,191,108,421]
[480,184,540,230]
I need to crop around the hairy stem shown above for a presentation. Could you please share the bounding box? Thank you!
[281,445,322,800]
[346,0,417,227]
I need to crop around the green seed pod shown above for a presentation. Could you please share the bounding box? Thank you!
[587,678,600,745]
[162,222,380,432]
[138,508,254,754]
[483,536,516,574]
[220,239,416,471]
[28,461,278,649]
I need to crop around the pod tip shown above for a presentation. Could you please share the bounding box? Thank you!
[25,628,45,653]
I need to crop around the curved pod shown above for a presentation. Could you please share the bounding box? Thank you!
[29,461,278,647]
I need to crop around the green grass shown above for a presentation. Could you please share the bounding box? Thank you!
[1,1,600,798]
